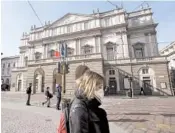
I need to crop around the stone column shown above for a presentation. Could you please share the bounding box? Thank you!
[19,55,22,67]
[147,33,152,56]
[95,36,101,53]
[75,39,79,55]
[38,75,42,93]
[42,44,45,59]
[144,33,149,57]
[122,33,129,58]
[93,37,96,53]
[76,39,81,55]
[22,54,24,67]
[45,44,48,58]
[98,36,102,53]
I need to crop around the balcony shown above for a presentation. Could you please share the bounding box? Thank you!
[104,56,167,65]
[11,67,27,72]
[28,53,102,65]
[128,19,155,28]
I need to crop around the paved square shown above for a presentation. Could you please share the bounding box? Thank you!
[102,96,175,133]
[1,92,175,133]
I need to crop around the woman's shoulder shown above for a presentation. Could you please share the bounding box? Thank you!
[71,98,88,112]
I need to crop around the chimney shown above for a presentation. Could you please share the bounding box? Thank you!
[45,21,47,25]
[31,25,33,30]
[93,10,95,14]
[33,25,36,29]
[97,8,99,13]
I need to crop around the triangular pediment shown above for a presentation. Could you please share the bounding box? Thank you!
[49,13,93,28]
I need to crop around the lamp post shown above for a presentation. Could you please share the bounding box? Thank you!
[128,76,133,98]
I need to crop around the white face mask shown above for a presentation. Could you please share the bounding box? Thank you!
[95,88,104,102]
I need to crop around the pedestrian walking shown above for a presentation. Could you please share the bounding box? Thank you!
[26,83,32,106]
[58,70,110,133]
[104,86,109,96]
[140,87,146,95]
[56,84,62,110]
[42,87,53,107]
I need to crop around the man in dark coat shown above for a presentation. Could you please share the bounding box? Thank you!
[56,84,62,110]
[26,83,32,106]
[140,87,146,95]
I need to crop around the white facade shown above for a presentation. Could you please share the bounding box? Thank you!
[1,56,19,86]
[160,41,175,69]
[11,8,173,96]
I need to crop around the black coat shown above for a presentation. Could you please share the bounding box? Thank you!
[26,86,32,94]
[56,86,62,98]
[69,89,110,133]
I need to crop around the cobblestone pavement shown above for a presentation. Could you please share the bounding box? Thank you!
[1,92,175,133]
[102,96,175,133]
[2,108,59,133]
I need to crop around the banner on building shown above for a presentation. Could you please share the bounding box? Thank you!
[124,78,130,89]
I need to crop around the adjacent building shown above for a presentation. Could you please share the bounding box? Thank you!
[10,7,173,97]
[1,56,19,89]
[160,41,175,90]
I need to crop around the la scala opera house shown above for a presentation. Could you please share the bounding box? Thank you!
[10,7,174,98]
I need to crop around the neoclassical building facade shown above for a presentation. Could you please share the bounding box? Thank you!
[11,8,173,97]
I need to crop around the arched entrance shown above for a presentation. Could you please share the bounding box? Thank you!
[16,73,23,91]
[52,68,62,94]
[105,69,119,95]
[138,67,156,95]
[33,68,45,94]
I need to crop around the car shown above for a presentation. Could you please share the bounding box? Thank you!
[1,83,10,91]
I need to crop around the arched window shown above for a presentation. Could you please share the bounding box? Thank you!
[1,79,4,84]
[8,63,10,67]
[35,52,42,60]
[3,64,5,68]
[50,50,55,58]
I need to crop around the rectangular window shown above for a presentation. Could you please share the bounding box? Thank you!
[2,69,4,75]
[135,48,143,58]
[107,47,114,60]
[105,18,110,27]
[109,70,115,75]
[142,69,149,74]
[67,26,71,33]
[7,68,10,75]
[84,22,88,30]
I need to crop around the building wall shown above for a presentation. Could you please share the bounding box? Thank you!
[1,56,19,86]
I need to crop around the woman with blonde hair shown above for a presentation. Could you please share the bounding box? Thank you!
[69,70,110,133]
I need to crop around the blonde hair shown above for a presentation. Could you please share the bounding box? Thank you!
[76,70,104,99]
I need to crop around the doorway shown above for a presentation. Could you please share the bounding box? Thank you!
[18,80,22,91]
[108,77,117,95]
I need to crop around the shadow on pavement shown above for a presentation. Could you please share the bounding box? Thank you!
[161,114,175,117]
[124,113,151,115]
[108,119,148,122]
